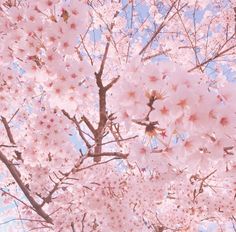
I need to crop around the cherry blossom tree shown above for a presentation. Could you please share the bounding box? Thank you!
[0,0,236,231]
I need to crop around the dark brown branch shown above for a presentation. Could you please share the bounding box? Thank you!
[93,42,111,161]
[81,115,96,135]
[0,150,53,224]
[0,144,17,148]
[224,146,234,155]
[88,152,128,159]
[1,116,16,144]
[71,222,76,232]
[132,119,159,127]
[104,76,120,90]
[81,213,86,232]
[145,94,158,121]
[93,8,125,162]
[40,182,59,207]
[62,110,93,148]
[8,108,20,124]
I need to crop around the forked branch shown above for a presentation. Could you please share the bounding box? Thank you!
[0,150,53,224]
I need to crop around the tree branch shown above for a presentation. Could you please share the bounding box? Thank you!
[71,222,76,232]
[93,39,111,161]
[62,110,93,148]
[188,44,236,72]
[88,152,128,159]
[81,115,96,135]
[0,150,53,224]
[139,1,186,55]
[104,76,120,91]
[1,116,16,144]
[0,188,33,210]
[77,157,121,172]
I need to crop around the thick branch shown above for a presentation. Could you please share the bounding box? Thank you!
[93,83,107,162]
[71,222,76,232]
[93,8,125,162]
[81,213,86,232]
[1,116,16,144]
[96,40,110,78]
[93,40,111,161]
[0,150,53,224]
[104,76,120,91]
[88,152,128,159]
